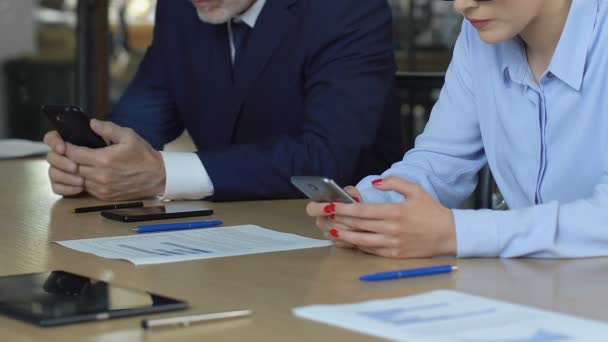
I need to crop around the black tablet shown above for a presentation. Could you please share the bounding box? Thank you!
[0,271,189,327]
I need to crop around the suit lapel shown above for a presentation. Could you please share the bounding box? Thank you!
[224,0,297,137]
[188,22,235,147]
[190,21,232,91]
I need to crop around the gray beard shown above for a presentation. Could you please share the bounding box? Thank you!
[196,8,234,24]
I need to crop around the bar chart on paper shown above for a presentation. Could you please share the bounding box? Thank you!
[55,225,332,265]
[293,290,608,342]
[116,242,212,257]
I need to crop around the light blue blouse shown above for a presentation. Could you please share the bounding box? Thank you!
[358,0,608,257]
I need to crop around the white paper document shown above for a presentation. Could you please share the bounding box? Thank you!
[0,139,50,159]
[293,290,608,341]
[55,225,331,265]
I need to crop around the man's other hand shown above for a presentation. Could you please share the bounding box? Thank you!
[44,130,85,196]
[65,119,166,201]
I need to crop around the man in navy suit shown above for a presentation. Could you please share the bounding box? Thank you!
[44,0,402,201]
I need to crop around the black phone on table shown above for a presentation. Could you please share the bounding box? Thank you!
[290,176,356,203]
[42,105,107,148]
[0,270,188,327]
[101,203,214,222]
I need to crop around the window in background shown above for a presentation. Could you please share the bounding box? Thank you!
[389,0,461,72]
[108,0,155,108]
[389,1,461,156]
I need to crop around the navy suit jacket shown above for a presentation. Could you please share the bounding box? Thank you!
[109,0,402,201]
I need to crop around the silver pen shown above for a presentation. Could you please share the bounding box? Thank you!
[141,309,253,329]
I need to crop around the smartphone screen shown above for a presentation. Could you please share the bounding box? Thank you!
[101,204,214,222]
[290,176,356,203]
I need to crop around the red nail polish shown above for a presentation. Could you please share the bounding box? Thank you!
[329,214,335,220]
[352,195,361,203]
[330,228,339,238]
[324,203,336,214]
[372,179,383,186]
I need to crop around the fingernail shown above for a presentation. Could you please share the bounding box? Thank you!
[330,228,340,238]
[329,214,335,220]
[324,203,336,214]
[372,179,383,186]
[352,195,361,203]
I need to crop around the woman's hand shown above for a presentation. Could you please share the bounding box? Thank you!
[306,186,362,249]
[306,177,458,258]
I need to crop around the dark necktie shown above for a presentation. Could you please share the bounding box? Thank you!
[231,21,252,69]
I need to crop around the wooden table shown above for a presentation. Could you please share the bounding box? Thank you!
[2,159,608,341]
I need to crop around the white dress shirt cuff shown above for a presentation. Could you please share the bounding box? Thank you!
[160,152,214,200]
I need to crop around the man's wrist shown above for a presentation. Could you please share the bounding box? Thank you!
[154,150,167,197]
[159,151,214,200]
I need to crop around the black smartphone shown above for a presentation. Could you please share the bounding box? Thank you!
[42,105,107,148]
[101,203,214,222]
[290,176,356,203]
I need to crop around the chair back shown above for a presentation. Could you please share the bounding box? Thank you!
[395,71,445,151]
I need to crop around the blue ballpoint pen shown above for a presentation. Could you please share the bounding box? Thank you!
[359,264,458,281]
[132,220,224,233]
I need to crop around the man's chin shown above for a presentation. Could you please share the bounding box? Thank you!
[196,9,231,24]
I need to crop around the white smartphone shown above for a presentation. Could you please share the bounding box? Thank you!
[290,176,356,203]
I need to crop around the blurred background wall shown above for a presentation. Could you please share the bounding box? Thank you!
[0,0,35,138]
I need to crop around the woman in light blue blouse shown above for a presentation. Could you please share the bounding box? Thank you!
[306,0,608,258]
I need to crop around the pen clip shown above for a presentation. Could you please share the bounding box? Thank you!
[141,309,253,329]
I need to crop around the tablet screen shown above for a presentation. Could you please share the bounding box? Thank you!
[0,271,188,327]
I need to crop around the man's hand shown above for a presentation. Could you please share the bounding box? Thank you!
[64,119,166,201]
[44,130,85,196]
[306,177,457,258]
